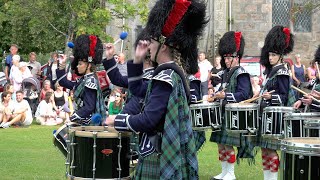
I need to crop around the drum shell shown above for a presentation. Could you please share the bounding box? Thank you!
[69,127,131,179]
[225,103,259,133]
[262,106,294,137]
[304,118,320,137]
[284,113,320,138]
[53,123,78,158]
[281,137,320,180]
[189,102,221,131]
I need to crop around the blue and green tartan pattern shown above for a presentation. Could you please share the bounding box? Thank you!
[134,153,160,180]
[134,72,198,180]
[160,72,198,179]
[193,131,206,151]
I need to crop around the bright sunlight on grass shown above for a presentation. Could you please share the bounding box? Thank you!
[0,125,266,180]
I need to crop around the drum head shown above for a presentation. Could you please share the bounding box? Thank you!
[70,126,131,138]
[281,137,320,155]
[264,106,295,113]
[225,103,258,110]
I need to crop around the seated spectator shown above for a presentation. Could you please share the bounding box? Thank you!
[39,80,54,102]
[0,92,15,126]
[108,90,124,115]
[0,83,15,102]
[0,91,32,128]
[35,92,62,125]
[52,83,70,123]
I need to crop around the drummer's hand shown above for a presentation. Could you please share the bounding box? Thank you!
[311,90,320,99]
[105,115,116,126]
[134,40,150,64]
[293,100,302,109]
[104,43,115,60]
[215,91,225,99]
[301,95,312,105]
[262,92,271,100]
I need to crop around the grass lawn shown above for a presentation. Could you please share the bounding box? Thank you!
[0,124,266,180]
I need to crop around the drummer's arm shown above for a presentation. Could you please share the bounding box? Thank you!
[70,87,96,121]
[225,74,251,103]
[56,69,76,90]
[103,58,129,88]
[128,61,148,98]
[189,80,201,103]
[271,75,289,105]
[114,80,171,133]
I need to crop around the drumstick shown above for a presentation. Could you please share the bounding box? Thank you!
[239,90,275,104]
[291,85,320,103]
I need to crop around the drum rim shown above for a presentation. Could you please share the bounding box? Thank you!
[285,112,320,118]
[70,126,131,138]
[263,106,295,113]
[55,122,78,135]
[281,137,320,148]
[189,102,220,108]
[225,103,259,109]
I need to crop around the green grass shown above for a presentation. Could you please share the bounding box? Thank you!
[0,125,266,180]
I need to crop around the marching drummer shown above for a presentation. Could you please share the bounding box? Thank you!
[210,31,253,180]
[293,46,320,111]
[56,34,106,125]
[106,0,207,179]
[258,26,295,180]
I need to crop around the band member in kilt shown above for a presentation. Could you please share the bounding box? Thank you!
[106,0,207,179]
[258,26,294,180]
[293,45,320,111]
[210,31,253,180]
[56,34,106,125]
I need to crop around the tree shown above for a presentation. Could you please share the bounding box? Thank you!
[0,0,149,56]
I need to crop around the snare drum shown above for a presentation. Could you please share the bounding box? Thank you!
[225,103,259,134]
[284,112,320,138]
[53,122,78,158]
[280,138,320,180]
[68,126,131,179]
[304,117,320,137]
[189,102,221,131]
[262,106,294,138]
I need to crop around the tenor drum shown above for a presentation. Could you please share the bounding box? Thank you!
[189,102,221,131]
[280,138,320,180]
[284,112,320,138]
[53,122,78,158]
[225,103,259,134]
[68,126,131,179]
[304,118,320,137]
[262,106,294,138]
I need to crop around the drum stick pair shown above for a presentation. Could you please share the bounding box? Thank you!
[239,90,275,104]
[196,88,226,103]
[290,85,320,103]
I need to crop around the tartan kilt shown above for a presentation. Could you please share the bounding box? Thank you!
[134,153,160,180]
[254,135,281,150]
[193,131,206,151]
[209,128,241,147]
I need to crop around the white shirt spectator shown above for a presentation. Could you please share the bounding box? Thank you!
[198,59,213,82]
[35,100,55,124]
[13,99,32,125]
